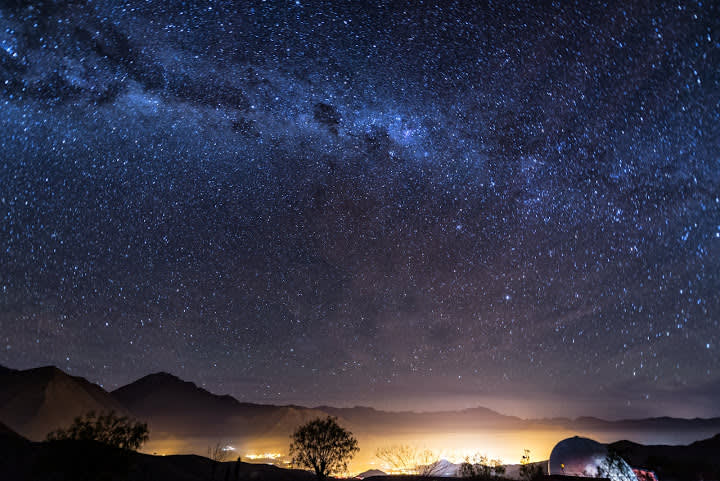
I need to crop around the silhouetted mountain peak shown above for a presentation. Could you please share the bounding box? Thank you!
[26,365,67,383]
[461,405,518,419]
[314,405,378,415]
[129,371,189,388]
[112,371,242,419]
[32,365,63,373]
[575,415,605,423]
[115,371,235,399]
[0,365,127,440]
[0,421,26,440]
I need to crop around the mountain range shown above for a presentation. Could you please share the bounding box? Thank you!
[0,365,129,440]
[2,365,720,480]
[2,364,720,451]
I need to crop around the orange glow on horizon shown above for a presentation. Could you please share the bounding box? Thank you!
[140,427,570,473]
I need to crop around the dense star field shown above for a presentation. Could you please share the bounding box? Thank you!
[1,0,719,418]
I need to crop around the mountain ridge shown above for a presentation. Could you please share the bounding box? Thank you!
[0,364,129,440]
[3,364,720,445]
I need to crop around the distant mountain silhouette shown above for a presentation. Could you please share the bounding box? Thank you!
[112,371,527,439]
[112,371,333,439]
[543,414,720,433]
[3,364,720,450]
[355,468,387,479]
[318,405,523,431]
[0,365,129,440]
[113,372,247,418]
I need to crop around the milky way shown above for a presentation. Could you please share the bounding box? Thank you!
[1,0,719,418]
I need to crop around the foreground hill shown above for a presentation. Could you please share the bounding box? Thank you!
[0,365,129,440]
[610,434,720,481]
[0,421,32,480]
[0,429,318,481]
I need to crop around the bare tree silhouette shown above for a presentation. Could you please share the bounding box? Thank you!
[376,445,443,477]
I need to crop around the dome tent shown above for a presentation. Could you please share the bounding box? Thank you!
[548,436,637,481]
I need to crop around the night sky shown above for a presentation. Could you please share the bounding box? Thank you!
[1,0,719,419]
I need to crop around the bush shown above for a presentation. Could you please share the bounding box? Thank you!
[46,411,149,451]
[519,449,543,481]
[458,453,506,479]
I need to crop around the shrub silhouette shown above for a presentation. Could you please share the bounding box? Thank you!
[376,445,444,477]
[458,453,506,479]
[46,410,149,451]
[208,442,232,480]
[519,449,543,481]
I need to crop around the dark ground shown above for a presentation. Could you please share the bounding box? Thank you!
[0,425,316,481]
[3,422,720,481]
[610,434,720,481]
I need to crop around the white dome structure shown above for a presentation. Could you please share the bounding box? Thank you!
[548,436,637,481]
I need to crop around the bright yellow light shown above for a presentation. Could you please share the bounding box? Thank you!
[244,452,284,460]
[139,426,582,474]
